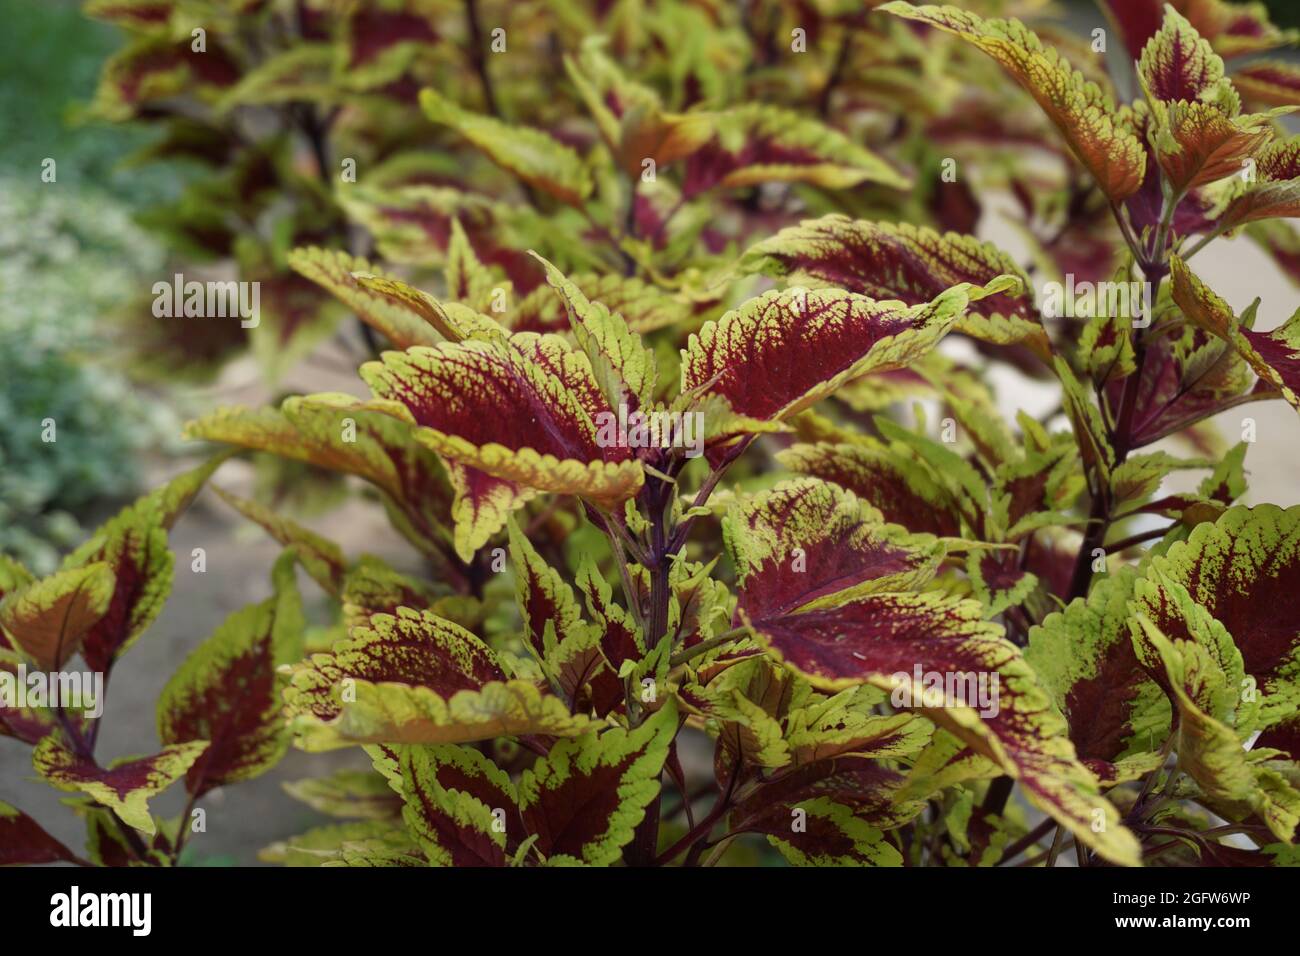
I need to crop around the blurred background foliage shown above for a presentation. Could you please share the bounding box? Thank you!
[0,0,190,571]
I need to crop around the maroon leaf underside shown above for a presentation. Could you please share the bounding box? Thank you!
[0,806,80,865]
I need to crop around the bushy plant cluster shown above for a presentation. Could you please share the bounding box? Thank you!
[4,0,1300,868]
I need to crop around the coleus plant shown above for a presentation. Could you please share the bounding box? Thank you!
[5,0,1300,867]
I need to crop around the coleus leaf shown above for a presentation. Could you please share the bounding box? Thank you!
[1055,356,1116,486]
[682,657,803,784]
[1137,6,1232,105]
[0,563,115,671]
[420,89,593,205]
[1215,136,1300,230]
[516,701,677,866]
[360,331,645,515]
[966,551,1038,620]
[261,819,424,867]
[898,731,1001,803]
[681,277,1018,432]
[337,182,541,284]
[681,103,910,197]
[0,646,58,745]
[725,479,1140,864]
[1134,617,1300,842]
[727,758,916,865]
[282,769,403,821]
[736,215,1048,360]
[508,270,690,335]
[349,269,509,346]
[575,555,645,672]
[1135,10,1280,193]
[56,514,166,653]
[336,0,440,91]
[444,217,504,313]
[1132,505,1300,761]
[741,591,1141,864]
[533,254,659,410]
[506,520,612,709]
[564,37,713,178]
[188,395,459,562]
[1102,0,1298,61]
[722,478,944,618]
[89,33,238,121]
[214,45,336,113]
[1145,99,1276,194]
[284,607,593,750]
[881,2,1146,201]
[776,441,965,537]
[59,457,222,672]
[396,744,523,867]
[1233,61,1300,109]
[0,801,81,865]
[0,556,34,606]
[1025,568,1171,784]
[287,246,442,348]
[83,0,178,32]
[757,797,904,867]
[157,551,304,797]
[783,685,933,766]
[32,734,209,834]
[1101,321,1257,452]
[1171,255,1300,408]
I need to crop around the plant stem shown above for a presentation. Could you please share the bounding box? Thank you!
[981,775,1015,818]
[1045,822,1068,867]
[668,626,750,668]
[997,817,1058,865]
[1104,525,1172,553]
[464,0,500,118]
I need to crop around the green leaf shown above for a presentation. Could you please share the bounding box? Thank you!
[421,89,593,205]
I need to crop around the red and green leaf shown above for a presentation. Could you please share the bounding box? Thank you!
[736,215,1047,360]
[360,334,644,511]
[681,103,909,197]
[0,564,115,671]
[516,702,677,866]
[1025,569,1171,783]
[396,744,523,867]
[284,607,593,750]
[681,277,1017,432]
[1133,505,1300,761]
[881,3,1147,201]
[157,552,304,796]
[33,734,209,834]
[1171,255,1300,408]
